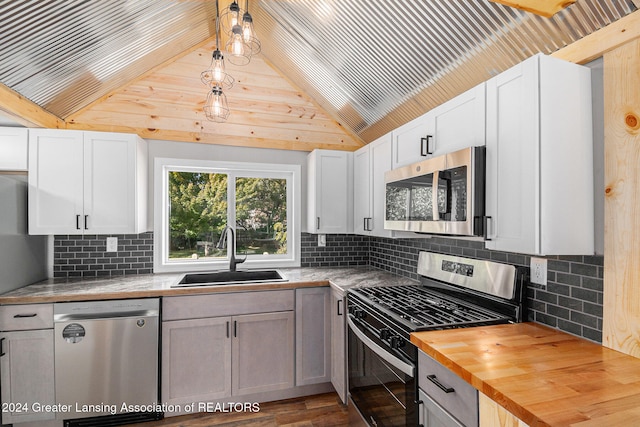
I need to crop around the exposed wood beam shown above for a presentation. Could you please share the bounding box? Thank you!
[489,0,575,18]
[602,38,640,357]
[0,84,65,128]
[552,9,640,64]
[64,121,358,152]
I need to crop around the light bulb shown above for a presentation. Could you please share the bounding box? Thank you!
[231,31,244,56]
[213,58,223,83]
[230,2,240,26]
[242,12,254,43]
[213,96,222,116]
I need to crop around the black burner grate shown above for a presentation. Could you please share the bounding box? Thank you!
[351,284,512,331]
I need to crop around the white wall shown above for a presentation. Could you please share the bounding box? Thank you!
[147,139,310,231]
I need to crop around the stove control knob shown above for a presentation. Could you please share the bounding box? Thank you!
[379,328,391,340]
[351,308,366,319]
[390,336,405,349]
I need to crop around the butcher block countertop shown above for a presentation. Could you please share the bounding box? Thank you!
[0,266,417,304]
[411,322,640,427]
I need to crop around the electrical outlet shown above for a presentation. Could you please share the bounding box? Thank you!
[106,237,118,253]
[318,234,326,247]
[530,257,547,286]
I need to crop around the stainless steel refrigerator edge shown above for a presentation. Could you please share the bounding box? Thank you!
[0,174,47,293]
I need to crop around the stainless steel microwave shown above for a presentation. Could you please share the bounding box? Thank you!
[384,146,485,236]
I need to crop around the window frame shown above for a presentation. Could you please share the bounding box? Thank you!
[153,157,301,273]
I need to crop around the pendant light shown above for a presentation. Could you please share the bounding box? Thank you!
[202,0,232,122]
[222,0,260,65]
[201,0,234,90]
[204,85,230,123]
[241,0,261,55]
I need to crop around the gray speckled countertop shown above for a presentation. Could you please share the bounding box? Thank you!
[0,267,418,304]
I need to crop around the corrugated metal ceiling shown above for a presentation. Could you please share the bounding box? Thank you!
[0,0,637,143]
[0,0,215,118]
[254,0,637,141]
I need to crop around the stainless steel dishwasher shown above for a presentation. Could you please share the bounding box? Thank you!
[54,298,162,426]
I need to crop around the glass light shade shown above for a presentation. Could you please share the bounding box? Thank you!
[204,86,230,122]
[220,1,243,35]
[226,25,251,65]
[201,50,234,89]
[241,12,261,55]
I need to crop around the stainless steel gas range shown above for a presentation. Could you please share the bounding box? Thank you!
[346,252,526,427]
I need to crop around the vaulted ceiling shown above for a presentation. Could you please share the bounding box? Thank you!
[0,0,638,151]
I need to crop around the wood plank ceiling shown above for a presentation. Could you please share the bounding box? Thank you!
[65,39,362,152]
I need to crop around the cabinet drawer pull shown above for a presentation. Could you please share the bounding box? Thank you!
[76,215,81,230]
[427,374,455,393]
[0,337,5,357]
[13,313,38,318]
[484,216,493,241]
[226,321,230,338]
[84,215,89,230]
[316,217,320,230]
[337,299,342,316]
[233,320,237,338]
[420,135,433,156]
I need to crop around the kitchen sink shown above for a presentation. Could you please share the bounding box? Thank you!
[173,270,288,287]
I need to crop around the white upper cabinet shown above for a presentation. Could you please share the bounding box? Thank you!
[392,83,486,169]
[28,129,148,235]
[353,133,393,237]
[485,54,594,255]
[307,149,353,234]
[0,127,29,171]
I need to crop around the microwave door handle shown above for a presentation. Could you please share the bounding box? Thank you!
[432,170,440,220]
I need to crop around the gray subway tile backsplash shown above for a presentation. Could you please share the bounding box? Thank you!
[53,230,604,343]
[53,232,154,278]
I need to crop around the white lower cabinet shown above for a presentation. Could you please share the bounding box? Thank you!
[295,288,331,386]
[0,304,55,424]
[330,287,347,404]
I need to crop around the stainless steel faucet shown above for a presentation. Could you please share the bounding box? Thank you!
[216,225,246,272]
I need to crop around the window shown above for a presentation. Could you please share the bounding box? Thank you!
[154,158,300,273]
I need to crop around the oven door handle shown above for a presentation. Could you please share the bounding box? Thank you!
[347,316,415,377]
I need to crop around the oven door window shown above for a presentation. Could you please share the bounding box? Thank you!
[386,173,434,221]
[348,324,416,426]
[437,165,467,222]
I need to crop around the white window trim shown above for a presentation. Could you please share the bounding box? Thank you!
[153,157,301,273]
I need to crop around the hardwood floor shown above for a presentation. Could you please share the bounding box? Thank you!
[126,393,349,427]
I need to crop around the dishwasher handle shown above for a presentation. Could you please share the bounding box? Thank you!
[54,309,159,322]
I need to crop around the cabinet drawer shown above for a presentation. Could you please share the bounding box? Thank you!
[0,304,53,331]
[418,350,478,427]
[163,290,295,321]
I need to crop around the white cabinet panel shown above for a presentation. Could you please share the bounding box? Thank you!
[354,133,394,237]
[392,83,485,169]
[28,129,84,234]
[485,54,593,255]
[307,149,353,233]
[28,129,148,235]
[0,127,28,171]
